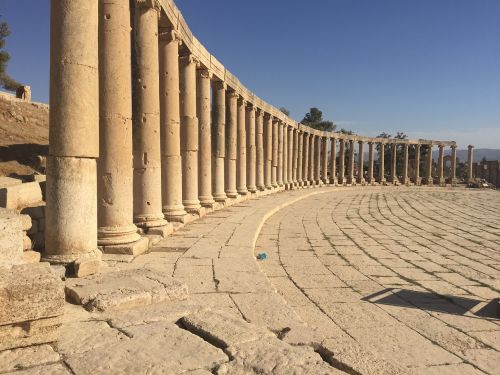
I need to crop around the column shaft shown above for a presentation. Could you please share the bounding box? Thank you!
[467,145,474,183]
[264,114,273,189]
[212,81,227,202]
[303,133,310,185]
[255,110,265,190]
[321,137,328,184]
[98,0,140,245]
[330,138,337,184]
[426,145,433,185]
[314,135,321,184]
[367,142,374,184]
[437,144,445,186]
[287,127,294,186]
[414,144,421,185]
[246,104,257,193]
[450,146,457,186]
[197,68,214,207]
[347,140,355,184]
[309,134,315,184]
[236,98,248,195]
[225,91,238,198]
[292,129,299,185]
[277,122,284,186]
[357,141,365,184]
[338,139,345,184]
[297,131,303,185]
[379,143,386,184]
[45,0,100,266]
[283,124,288,186]
[272,119,278,187]
[159,29,186,221]
[390,143,397,184]
[402,144,409,185]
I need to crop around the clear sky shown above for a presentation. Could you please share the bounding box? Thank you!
[1,0,499,148]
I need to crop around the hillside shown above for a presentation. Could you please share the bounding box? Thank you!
[0,93,49,176]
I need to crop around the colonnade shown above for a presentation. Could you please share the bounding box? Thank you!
[44,0,468,274]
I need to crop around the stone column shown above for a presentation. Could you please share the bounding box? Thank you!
[255,109,265,191]
[347,140,355,185]
[292,128,299,186]
[467,145,474,183]
[379,143,386,184]
[236,97,248,195]
[367,141,374,184]
[414,144,421,185]
[357,140,365,184]
[426,144,433,186]
[212,80,227,203]
[246,104,257,193]
[264,114,273,189]
[131,0,169,235]
[338,139,345,185]
[282,124,288,187]
[44,0,101,269]
[197,67,215,208]
[277,121,284,187]
[288,126,294,188]
[309,134,316,185]
[321,137,328,184]
[225,90,238,198]
[330,138,337,185]
[180,53,202,213]
[159,28,187,222]
[390,143,397,185]
[303,132,310,185]
[450,145,457,186]
[272,118,279,188]
[437,144,445,186]
[402,143,409,185]
[297,130,303,186]
[314,135,322,185]
[98,0,146,252]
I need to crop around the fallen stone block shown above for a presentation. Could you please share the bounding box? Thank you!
[0,208,24,268]
[0,182,43,210]
[23,250,41,264]
[65,268,188,312]
[0,176,22,188]
[0,262,65,350]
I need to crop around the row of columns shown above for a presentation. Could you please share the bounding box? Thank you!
[44,0,467,272]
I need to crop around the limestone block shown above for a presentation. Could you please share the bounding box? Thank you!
[0,208,24,268]
[73,258,101,278]
[102,236,149,256]
[0,182,43,210]
[23,234,32,250]
[65,268,188,312]
[1,363,71,375]
[0,344,60,373]
[0,263,65,350]
[0,176,22,188]
[23,250,41,264]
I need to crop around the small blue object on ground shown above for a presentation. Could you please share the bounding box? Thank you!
[256,252,268,261]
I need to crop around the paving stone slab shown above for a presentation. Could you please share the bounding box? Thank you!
[65,268,188,312]
[2,363,72,375]
[0,344,60,373]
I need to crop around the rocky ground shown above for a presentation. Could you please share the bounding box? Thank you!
[1,186,498,374]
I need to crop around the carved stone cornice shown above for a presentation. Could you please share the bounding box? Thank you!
[158,28,182,44]
[133,0,161,11]
[197,68,212,79]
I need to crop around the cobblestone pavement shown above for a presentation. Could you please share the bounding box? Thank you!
[257,188,500,375]
[3,187,499,374]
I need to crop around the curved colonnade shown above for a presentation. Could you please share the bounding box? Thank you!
[44,0,474,274]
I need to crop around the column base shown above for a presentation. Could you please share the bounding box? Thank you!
[98,224,141,246]
[438,179,446,187]
[146,223,174,238]
[101,236,149,256]
[134,214,169,230]
[213,193,228,203]
[247,186,258,193]
[237,188,248,195]
[41,247,102,267]
[451,178,458,187]
[226,191,239,199]
[199,196,216,208]
[163,205,188,222]
[414,178,422,186]
[185,206,207,217]
[357,178,365,185]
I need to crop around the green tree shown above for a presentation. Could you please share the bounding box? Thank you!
[301,107,336,132]
[279,107,290,116]
[0,18,21,91]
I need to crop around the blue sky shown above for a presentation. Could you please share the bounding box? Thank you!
[1,0,499,148]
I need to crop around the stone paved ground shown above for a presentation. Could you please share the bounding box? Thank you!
[2,187,499,374]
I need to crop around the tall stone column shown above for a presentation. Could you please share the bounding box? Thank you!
[437,144,445,186]
[347,140,355,185]
[98,0,146,252]
[357,140,365,184]
[309,134,316,185]
[225,90,238,198]
[272,118,279,188]
[379,143,386,184]
[450,145,457,186]
[264,114,273,189]
[367,141,374,184]
[44,0,101,269]
[338,139,345,185]
[236,98,248,195]
[131,0,169,234]
[303,132,310,185]
[180,53,202,213]
[197,67,215,208]
[246,104,257,193]
[402,143,409,185]
[426,144,433,186]
[288,127,295,187]
[212,80,227,203]
[255,109,265,191]
[314,135,322,185]
[159,28,187,222]
[282,124,288,187]
[390,143,397,185]
[297,131,303,186]
[467,145,474,183]
[330,138,337,185]
[321,137,328,184]
[277,122,284,187]
[414,144,421,185]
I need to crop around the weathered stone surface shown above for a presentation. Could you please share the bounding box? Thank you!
[0,208,24,268]
[0,176,22,188]
[218,336,344,375]
[0,182,43,210]
[23,250,41,264]
[103,236,149,256]
[73,258,101,278]
[65,321,228,374]
[0,344,60,373]
[0,315,62,352]
[180,309,273,348]
[2,363,71,375]
[65,268,188,312]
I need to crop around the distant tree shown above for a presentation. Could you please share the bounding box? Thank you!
[0,17,21,91]
[301,107,336,132]
[337,128,355,174]
[279,107,290,116]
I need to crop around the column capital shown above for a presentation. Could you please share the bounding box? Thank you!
[179,53,200,66]
[358,139,364,145]
[238,97,247,106]
[255,108,264,117]
[246,102,256,112]
[158,28,182,44]
[264,112,272,121]
[133,0,161,11]
[450,144,457,150]
[468,145,474,149]
[438,144,444,150]
[212,80,226,90]
[197,67,212,79]
[227,90,239,99]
